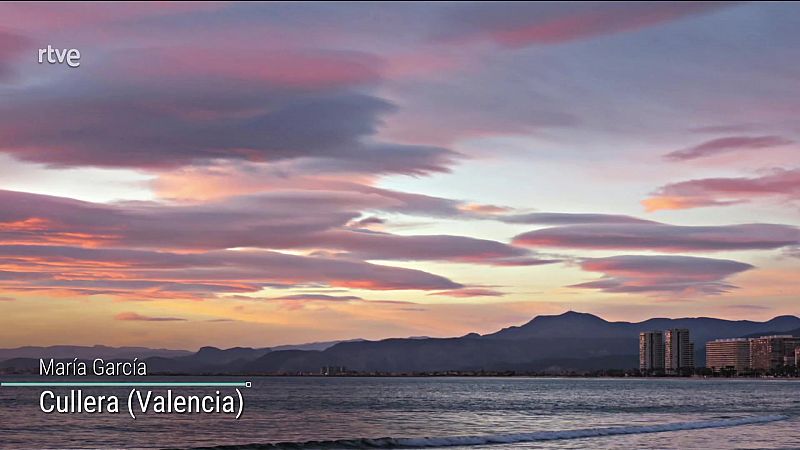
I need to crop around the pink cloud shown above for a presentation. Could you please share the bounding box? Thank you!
[0,42,456,175]
[0,244,463,298]
[663,136,792,161]
[644,168,800,211]
[0,86,456,174]
[115,312,187,322]
[458,203,513,215]
[304,230,555,266]
[572,255,753,296]
[501,212,655,225]
[223,293,415,311]
[0,188,567,298]
[514,222,799,252]
[102,48,383,90]
[437,2,734,47]
[430,288,506,298]
[0,188,538,264]
[271,294,363,302]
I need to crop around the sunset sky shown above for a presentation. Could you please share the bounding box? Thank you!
[0,2,798,350]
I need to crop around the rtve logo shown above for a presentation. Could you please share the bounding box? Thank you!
[38,45,81,68]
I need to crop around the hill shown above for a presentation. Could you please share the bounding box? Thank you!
[6,312,798,374]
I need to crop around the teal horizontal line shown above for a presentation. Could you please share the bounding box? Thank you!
[0,382,249,387]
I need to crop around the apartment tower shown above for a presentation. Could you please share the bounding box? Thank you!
[639,331,665,372]
[665,328,694,374]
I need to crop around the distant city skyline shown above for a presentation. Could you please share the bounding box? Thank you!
[0,3,798,349]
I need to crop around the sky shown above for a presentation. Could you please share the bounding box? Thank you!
[0,2,798,350]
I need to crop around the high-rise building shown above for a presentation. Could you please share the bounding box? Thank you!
[706,338,750,373]
[749,335,800,372]
[665,328,694,374]
[639,331,664,372]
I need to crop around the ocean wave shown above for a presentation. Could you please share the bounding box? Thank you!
[183,414,788,449]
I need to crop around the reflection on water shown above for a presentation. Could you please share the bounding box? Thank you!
[0,377,797,449]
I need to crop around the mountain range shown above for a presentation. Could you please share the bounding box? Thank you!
[2,312,799,374]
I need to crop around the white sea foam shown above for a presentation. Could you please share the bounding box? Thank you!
[197,414,789,449]
[392,415,789,447]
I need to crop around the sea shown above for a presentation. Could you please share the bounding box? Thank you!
[0,376,798,449]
